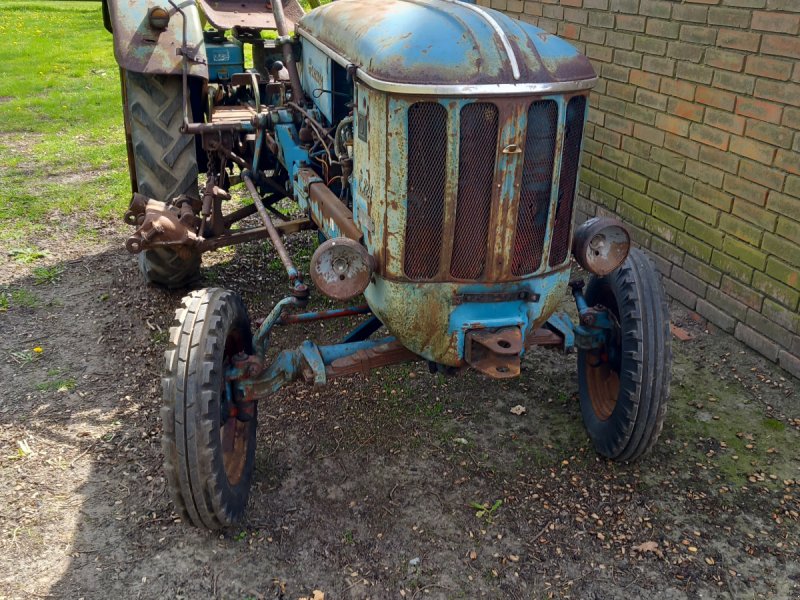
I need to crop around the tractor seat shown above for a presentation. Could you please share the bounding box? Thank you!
[197,0,305,30]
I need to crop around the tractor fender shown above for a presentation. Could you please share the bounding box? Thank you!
[104,0,208,78]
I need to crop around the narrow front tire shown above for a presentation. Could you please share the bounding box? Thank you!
[577,248,671,462]
[161,288,257,528]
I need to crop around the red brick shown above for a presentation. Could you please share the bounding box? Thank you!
[617,14,646,32]
[755,79,800,108]
[732,201,777,237]
[695,85,736,111]
[706,48,745,72]
[605,114,634,135]
[735,323,781,362]
[729,136,776,164]
[721,275,763,311]
[751,11,800,34]
[704,108,746,135]
[717,29,760,52]
[607,81,636,101]
[686,159,725,187]
[699,145,740,174]
[746,119,794,149]
[783,107,800,130]
[735,97,783,124]
[664,132,701,159]
[761,34,800,59]
[775,150,800,176]
[669,98,705,122]
[634,123,666,146]
[660,78,696,101]
[739,160,786,192]
[643,56,676,77]
[629,69,661,91]
[690,123,731,150]
[709,7,751,28]
[680,25,717,45]
[656,113,690,137]
[739,160,786,193]
[560,23,581,41]
[712,70,755,94]
[744,56,793,81]
[723,174,769,206]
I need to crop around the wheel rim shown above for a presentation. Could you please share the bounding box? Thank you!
[585,352,620,421]
[220,329,250,486]
[584,285,622,422]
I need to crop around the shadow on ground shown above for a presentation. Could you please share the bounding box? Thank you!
[0,239,798,600]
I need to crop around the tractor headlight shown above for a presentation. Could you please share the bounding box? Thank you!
[148,7,170,30]
[572,217,630,276]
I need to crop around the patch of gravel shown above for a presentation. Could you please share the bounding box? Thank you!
[0,232,797,600]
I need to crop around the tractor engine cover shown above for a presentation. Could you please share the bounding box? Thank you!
[297,0,597,367]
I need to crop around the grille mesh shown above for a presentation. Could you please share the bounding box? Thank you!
[549,95,586,267]
[404,102,448,280]
[450,103,499,279]
[511,100,559,276]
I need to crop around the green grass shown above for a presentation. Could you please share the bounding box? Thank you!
[32,264,64,285]
[0,287,40,310]
[7,246,49,264]
[35,378,76,392]
[0,1,129,243]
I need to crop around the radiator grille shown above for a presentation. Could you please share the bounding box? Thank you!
[450,103,499,279]
[511,100,559,276]
[549,95,586,267]
[404,102,448,280]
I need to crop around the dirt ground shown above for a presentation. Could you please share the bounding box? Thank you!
[0,223,798,600]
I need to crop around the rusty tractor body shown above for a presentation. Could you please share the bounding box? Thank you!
[104,0,672,528]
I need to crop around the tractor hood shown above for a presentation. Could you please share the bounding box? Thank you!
[296,0,596,94]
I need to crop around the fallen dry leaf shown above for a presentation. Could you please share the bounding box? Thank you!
[633,541,664,558]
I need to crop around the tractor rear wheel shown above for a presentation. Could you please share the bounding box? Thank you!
[577,248,671,462]
[162,288,257,528]
[122,70,201,288]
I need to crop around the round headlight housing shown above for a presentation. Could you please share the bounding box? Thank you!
[572,217,631,276]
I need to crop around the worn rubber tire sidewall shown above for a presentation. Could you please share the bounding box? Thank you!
[162,288,257,528]
[123,70,201,288]
[577,248,671,462]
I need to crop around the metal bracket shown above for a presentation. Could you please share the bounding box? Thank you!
[177,46,207,64]
[464,327,523,379]
[299,340,326,387]
[453,290,540,305]
[544,312,576,352]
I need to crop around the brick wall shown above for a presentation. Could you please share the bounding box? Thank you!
[484,0,800,378]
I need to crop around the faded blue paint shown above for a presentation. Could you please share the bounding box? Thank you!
[363,267,572,366]
[206,40,244,81]
[317,336,396,364]
[253,295,302,355]
[545,312,576,350]
[231,336,403,399]
[299,340,326,386]
[294,170,351,240]
[274,124,309,181]
[447,269,568,359]
[297,0,595,87]
[300,40,334,122]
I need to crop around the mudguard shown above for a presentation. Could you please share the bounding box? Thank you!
[104,0,208,78]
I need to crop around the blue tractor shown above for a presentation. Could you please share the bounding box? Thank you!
[104,0,671,528]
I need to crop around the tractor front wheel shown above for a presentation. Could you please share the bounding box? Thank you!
[577,248,671,462]
[162,288,257,528]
